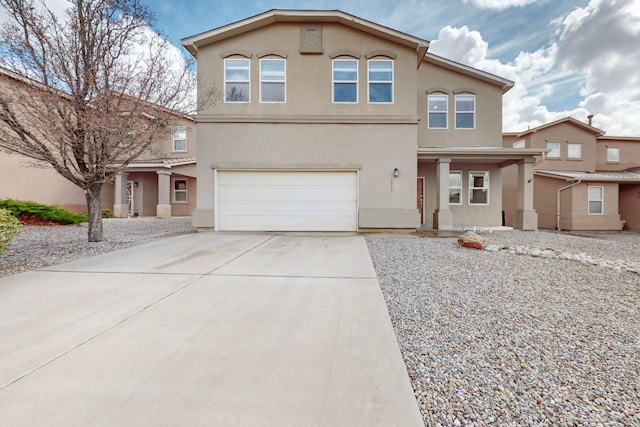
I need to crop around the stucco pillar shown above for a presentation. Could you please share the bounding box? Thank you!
[113,172,128,218]
[513,158,538,230]
[433,157,454,230]
[156,171,172,218]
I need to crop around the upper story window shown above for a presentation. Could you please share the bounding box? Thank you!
[333,59,358,103]
[368,59,393,103]
[428,94,448,128]
[607,147,620,162]
[260,58,286,103]
[588,186,603,214]
[455,94,475,129]
[224,58,250,103]
[546,142,561,158]
[469,171,489,204]
[173,128,187,152]
[567,143,582,159]
[449,171,462,204]
[513,139,525,149]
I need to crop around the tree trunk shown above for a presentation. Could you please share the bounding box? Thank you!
[86,183,104,242]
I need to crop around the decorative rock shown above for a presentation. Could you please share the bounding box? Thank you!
[457,231,487,250]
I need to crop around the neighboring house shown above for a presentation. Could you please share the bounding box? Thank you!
[503,117,640,231]
[182,9,545,232]
[0,66,197,218]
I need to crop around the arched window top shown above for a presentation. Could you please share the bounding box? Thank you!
[221,49,252,59]
[453,89,477,95]
[427,88,449,95]
[365,50,397,59]
[330,50,361,59]
[257,50,288,59]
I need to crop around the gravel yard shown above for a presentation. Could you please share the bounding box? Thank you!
[366,231,639,427]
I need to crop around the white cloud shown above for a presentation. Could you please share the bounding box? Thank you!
[462,0,541,11]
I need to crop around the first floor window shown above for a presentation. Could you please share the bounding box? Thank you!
[173,128,187,152]
[588,186,603,214]
[224,58,250,102]
[428,94,447,128]
[333,59,358,103]
[567,143,581,159]
[607,147,620,162]
[455,94,475,129]
[469,171,489,204]
[368,59,393,103]
[449,171,462,204]
[260,58,285,103]
[174,179,187,203]
[546,142,561,158]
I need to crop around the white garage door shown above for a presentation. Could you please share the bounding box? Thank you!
[216,170,358,231]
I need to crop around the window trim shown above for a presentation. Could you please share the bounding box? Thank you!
[588,185,604,215]
[546,142,561,159]
[455,94,475,129]
[367,59,393,104]
[449,171,462,205]
[259,58,286,103]
[567,143,582,159]
[173,179,188,203]
[172,128,187,152]
[469,171,489,205]
[332,58,358,104]
[428,93,448,129]
[607,147,620,162]
[512,139,525,149]
[224,58,250,103]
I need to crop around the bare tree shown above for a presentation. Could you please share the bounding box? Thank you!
[0,0,203,242]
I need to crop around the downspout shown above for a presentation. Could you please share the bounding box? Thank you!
[556,179,581,231]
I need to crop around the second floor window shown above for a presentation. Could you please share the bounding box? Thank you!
[333,59,358,103]
[567,143,582,159]
[546,142,561,158]
[173,129,187,152]
[260,59,285,103]
[455,94,475,129]
[368,59,393,103]
[428,94,447,128]
[224,58,250,103]
[607,147,620,162]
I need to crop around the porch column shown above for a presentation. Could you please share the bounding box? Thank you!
[513,158,538,230]
[433,157,454,230]
[113,172,128,218]
[156,171,172,218]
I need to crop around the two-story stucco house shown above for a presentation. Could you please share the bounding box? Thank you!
[182,10,545,232]
[503,117,640,231]
[0,66,197,218]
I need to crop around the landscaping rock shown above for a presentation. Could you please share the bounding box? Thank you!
[457,231,487,249]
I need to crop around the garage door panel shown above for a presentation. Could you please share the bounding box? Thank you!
[217,171,358,231]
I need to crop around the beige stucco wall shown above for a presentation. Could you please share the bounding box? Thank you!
[525,123,598,172]
[193,122,419,229]
[418,162,503,228]
[596,139,640,171]
[619,183,640,231]
[417,62,505,148]
[196,22,419,118]
[0,151,87,213]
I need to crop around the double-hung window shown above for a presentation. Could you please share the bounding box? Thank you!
[368,59,393,103]
[469,172,489,204]
[588,186,603,214]
[260,59,285,103]
[333,59,358,103]
[607,147,620,162]
[224,58,250,103]
[449,171,462,204]
[428,94,447,128]
[455,94,475,128]
[173,179,187,203]
[172,128,187,152]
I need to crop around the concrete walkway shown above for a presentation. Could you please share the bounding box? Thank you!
[0,232,423,426]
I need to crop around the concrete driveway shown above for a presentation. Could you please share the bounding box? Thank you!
[0,232,423,426]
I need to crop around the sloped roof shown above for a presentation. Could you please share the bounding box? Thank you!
[514,117,604,138]
[536,169,640,182]
[423,53,514,93]
[124,157,197,169]
[182,9,429,61]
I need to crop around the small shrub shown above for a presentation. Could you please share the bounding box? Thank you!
[101,208,115,218]
[0,199,88,225]
[0,208,21,253]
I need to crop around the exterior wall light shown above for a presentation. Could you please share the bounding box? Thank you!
[393,167,399,177]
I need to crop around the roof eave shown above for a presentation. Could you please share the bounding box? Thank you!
[423,53,514,93]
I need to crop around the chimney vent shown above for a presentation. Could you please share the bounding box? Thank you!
[587,114,594,126]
